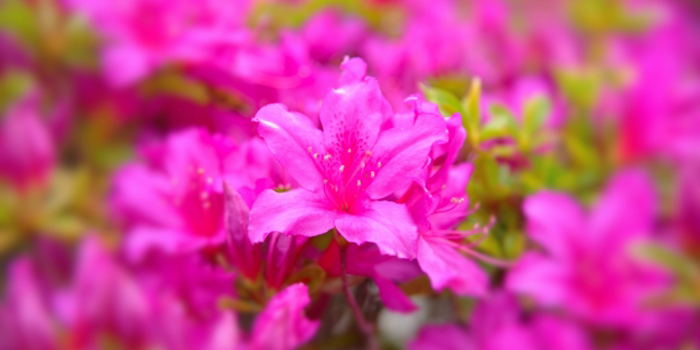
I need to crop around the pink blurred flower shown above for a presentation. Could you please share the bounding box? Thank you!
[616,17,700,162]
[68,0,251,86]
[0,93,55,191]
[111,128,281,260]
[249,58,448,259]
[508,170,671,327]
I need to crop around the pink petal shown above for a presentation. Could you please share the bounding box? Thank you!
[374,275,417,313]
[223,184,262,280]
[319,69,392,153]
[506,253,570,307]
[428,113,467,193]
[429,163,473,230]
[416,237,488,296]
[337,56,368,85]
[250,283,319,350]
[111,164,182,229]
[103,44,151,87]
[335,200,418,259]
[124,226,224,261]
[205,312,242,350]
[589,169,656,248]
[254,104,326,191]
[248,189,337,243]
[367,110,448,199]
[523,191,586,259]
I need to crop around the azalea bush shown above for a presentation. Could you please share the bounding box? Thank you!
[0,0,699,349]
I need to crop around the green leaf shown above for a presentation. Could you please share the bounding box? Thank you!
[481,104,518,141]
[522,95,551,137]
[421,84,462,117]
[461,78,482,144]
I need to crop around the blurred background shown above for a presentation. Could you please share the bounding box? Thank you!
[0,0,699,349]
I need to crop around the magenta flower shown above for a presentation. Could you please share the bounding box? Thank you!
[507,170,670,327]
[111,128,280,260]
[0,93,55,191]
[249,58,448,258]
[68,0,251,86]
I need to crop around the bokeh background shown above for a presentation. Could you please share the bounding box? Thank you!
[0,0,699,349]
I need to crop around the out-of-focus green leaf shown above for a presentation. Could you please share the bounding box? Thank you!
[461,78,482,146]
[481,104,517,141]
[522,96,550,137]
[633,243,700,304]
[0,71,34,111]
[421,84,462,117]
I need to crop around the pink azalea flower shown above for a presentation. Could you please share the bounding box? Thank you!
[507,170,671,328]
[111,128,281,260]
[615,15,700,162]
[0,93,55,191]
[68,0,251,86]
[249,58,448,259]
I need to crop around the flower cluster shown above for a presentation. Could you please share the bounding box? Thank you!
[0,0,699,349]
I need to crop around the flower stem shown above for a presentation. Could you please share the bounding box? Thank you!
[340,246,380,350]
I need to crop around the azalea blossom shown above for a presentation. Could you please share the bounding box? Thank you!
[68,0,251,86]
[249,57,448,259]
[507,170,671,327]
[112,128,281,259]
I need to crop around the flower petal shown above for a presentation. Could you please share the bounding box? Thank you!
[248,189,337,243]
[335,200,417,259]
[523,191,586,259]
[417,237,488,296]
[367,111,448,199]
[250,283,319,350]
[374,276,417,313]
[506,253,570,307]
[589,169,656,248]
[223,184,262,280]
[111,164,182,229]
[319,69,392,154]
[254,104,326,191]
[124,226,224,261]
